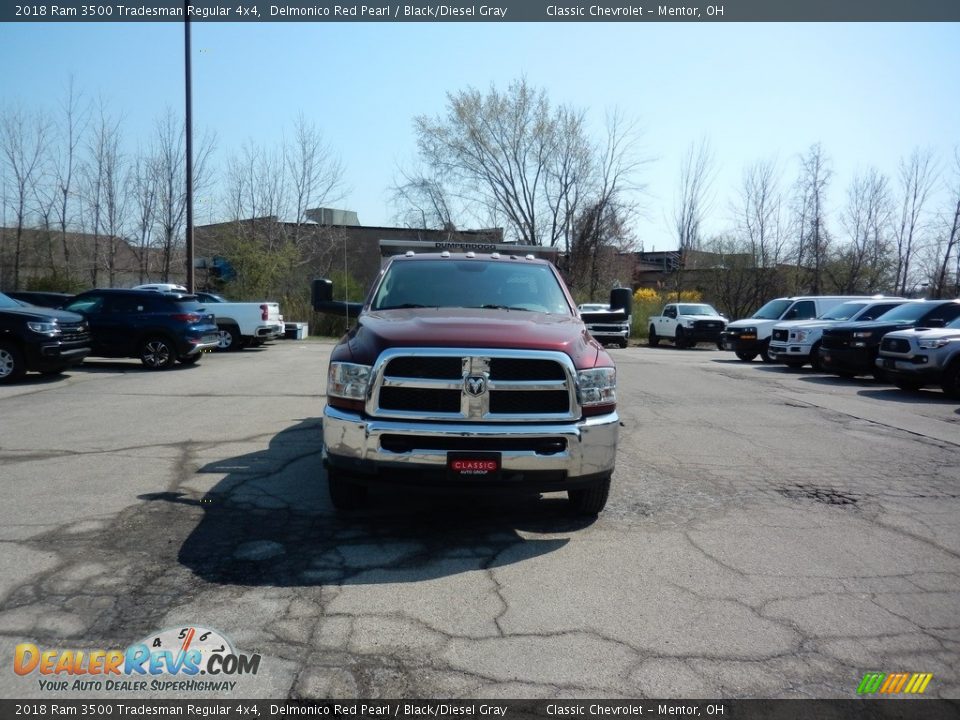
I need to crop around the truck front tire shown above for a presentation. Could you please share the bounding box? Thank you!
[568,474,611,516]
[942,362,960,399]
[0,342,26,384]
[674,327,688,349]
[648,327,659,347]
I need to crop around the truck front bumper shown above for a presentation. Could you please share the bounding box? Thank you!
[875,355,941,383]
[322,405,619,489]
[767,341,813,363]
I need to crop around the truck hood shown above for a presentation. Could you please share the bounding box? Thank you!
[0,307,87,324]
[882,326,960,341]
[825,320,918,336]
[727,318,780,330]
[675,314,725,322]
[772,319,842,332]
[343,308,602,368]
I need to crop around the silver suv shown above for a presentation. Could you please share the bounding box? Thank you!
[876,316,960,398]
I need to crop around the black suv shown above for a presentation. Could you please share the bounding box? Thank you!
[0,291,91,383]
[819,299,960,378]
[3,290,75,308]
[62,289,219,369]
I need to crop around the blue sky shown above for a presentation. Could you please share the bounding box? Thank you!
[1,20,958,250]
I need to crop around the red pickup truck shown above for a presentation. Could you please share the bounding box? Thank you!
[313,250,624,515]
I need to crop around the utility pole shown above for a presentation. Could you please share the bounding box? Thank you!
[184,4,195,292]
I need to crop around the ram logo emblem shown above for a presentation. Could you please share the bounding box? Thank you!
[465,375,487,396]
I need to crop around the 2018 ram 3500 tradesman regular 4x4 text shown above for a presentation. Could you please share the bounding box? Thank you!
[313,251,623,515]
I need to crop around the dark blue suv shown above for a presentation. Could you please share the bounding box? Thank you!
[63,289,219,369]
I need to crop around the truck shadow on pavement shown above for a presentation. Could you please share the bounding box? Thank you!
[142,419,589,588]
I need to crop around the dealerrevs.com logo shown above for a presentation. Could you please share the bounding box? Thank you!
[14,626,260,693]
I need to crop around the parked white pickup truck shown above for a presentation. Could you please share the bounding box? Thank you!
[132,286,283,350]
[647,303,726,348]
[193,292,284,350]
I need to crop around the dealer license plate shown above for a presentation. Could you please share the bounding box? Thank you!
[447,452,502,480]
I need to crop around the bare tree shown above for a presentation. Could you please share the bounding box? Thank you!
[732,158,787,304]
[52,78,88,285]
[830,167,893,293]
[568,111,646,299]
[153,108,213,282]
[671,138,715,297]
[930,149,960,299]
[1,106,49,288]
[95,109,127,286]
[129,149,157,283]
[892,148,939,295]
[284,113,345,244]
[791,143,832,294]
[390,165,456,230]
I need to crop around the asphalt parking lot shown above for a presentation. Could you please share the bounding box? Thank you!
[1,340,958,699]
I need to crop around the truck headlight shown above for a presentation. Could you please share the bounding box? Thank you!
[918,338,953,349]
[794,330,809,342]
[327,362,371,409]
[27,320,61,336]
[684,319,695,328]
[577,367,616,416]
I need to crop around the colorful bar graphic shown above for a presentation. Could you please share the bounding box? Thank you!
[857,672,933,695]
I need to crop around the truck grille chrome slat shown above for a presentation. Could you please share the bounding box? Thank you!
[370,348,579,421]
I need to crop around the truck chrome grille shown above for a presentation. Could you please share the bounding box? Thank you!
[694,320,724,330]
[820,333,849,349]
[489,358,565,380]
[881,337,910,354]
[369,349,579,421]
[386,356,461,379]
[379,387,461,413]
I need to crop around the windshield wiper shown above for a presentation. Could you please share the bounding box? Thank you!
[476,304,531,311]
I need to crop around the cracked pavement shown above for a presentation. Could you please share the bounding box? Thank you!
[0,342,958,699]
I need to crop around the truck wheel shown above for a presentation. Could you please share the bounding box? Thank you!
[810,342,823,371]
[328,468,368,511]
[568,475,611,516]
[674,327,687,349]
[647,327,659,347]
[759,340,775,364]
[216,324,242,352]
[140,337,177,370]
[735,350,757,362]
[618,338,628,349]
[941,362,960,399]
[0,342,26,384]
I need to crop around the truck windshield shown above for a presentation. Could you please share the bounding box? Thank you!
[752,299,793,319]
[873,302,947,323]
[0,292,22,309]
[372,260,573,315]
[819,302,867,321]
[678,304,719,316]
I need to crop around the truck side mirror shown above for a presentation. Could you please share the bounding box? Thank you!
[609,287,632,316]
[311,277,364,318]
[312,278,333,309]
